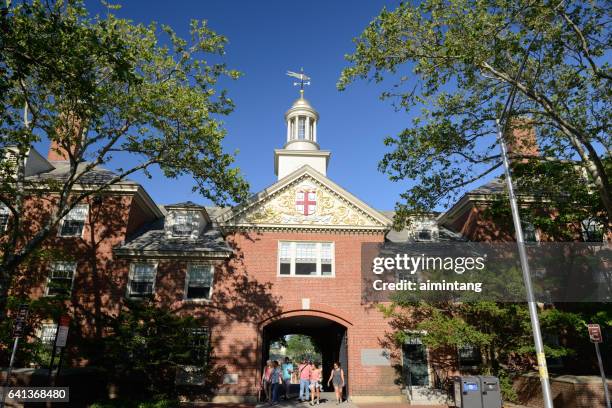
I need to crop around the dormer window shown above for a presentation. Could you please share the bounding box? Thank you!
[172,212,197,237]
[164,203,210,240]
[416,229,433,241]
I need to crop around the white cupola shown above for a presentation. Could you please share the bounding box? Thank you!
[274,85,330,180]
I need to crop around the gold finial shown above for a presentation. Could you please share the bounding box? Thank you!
[286,68,311,97]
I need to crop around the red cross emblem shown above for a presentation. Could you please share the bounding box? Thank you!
[296,190,316,216]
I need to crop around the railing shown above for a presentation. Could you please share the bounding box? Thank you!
[406,369,413,401]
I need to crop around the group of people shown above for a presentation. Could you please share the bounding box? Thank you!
[261,357,346,405]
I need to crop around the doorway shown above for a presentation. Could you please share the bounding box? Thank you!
[261,315,348,397]
[402,340,430,387]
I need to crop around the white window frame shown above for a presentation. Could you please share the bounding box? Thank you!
[45,261,77,297]
[277,241,335,278]
[127,262,158,298]
[184,263,214,301]
[39,322,58,345]
[171,211,198,238]
[58,204,89,238]
[581,218,604,242]
[0,204,9,232]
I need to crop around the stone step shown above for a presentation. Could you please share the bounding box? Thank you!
[407,388,450,406]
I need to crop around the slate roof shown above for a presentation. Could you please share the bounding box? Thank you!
[165,201,206,208]
[26,161,135,185]
[114,206,233,258]
[382,211,464,242]
[116,227,232,256]
[470,178,506,195]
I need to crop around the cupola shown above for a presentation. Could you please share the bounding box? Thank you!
[274,70,330,180]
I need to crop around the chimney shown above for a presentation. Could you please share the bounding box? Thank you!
[505,118,539,160]
[47,140,69,161]
[47,112,84,162]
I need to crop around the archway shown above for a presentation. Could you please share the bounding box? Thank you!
[261,314,348,399]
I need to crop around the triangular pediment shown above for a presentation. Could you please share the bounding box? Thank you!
[217,166,391,231]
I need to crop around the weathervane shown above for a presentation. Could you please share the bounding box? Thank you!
[286,68,311,96]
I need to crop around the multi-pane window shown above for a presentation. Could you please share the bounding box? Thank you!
[128,263,157,297]
[522,222,539,242]
[172,212,196,237]
[278,241,334,277]
[187,327,210,365]
[581,218,604,242]
[40,323,58,345]
[0,204,9,231]
[295,242,317,275]
[59,204,88,237]
[279,242,292,275]
[46,261,76,296]
[185,264,214,300]
[320,243,333,276]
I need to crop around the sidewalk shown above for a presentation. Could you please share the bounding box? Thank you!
[251,392,449,408]
[183,396,530,408]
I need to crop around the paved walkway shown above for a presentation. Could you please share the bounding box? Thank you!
[254,392,448,408]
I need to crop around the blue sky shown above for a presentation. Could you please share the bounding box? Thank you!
[72,0,494,211]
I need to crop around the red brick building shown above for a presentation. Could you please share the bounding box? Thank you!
[3,92,608,405]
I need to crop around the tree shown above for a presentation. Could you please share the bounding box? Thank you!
[285,335,320,362]
[379,298,611,401]
[97,299,215,399]
[0,0,249,317]
[338,0,610,229]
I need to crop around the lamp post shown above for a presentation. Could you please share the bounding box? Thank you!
[496,119,554,408]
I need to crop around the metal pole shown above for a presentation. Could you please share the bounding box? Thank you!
[594,342,611,408]
[54,348,65,384]
[0,337,20,408]
[496,119,554,408]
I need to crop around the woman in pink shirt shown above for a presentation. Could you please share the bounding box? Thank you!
[261,360,273,402]
[309,362,322,405]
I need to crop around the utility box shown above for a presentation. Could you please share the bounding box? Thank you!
[453,376,483,408]
[479,376,502,408]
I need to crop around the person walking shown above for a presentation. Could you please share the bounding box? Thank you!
[270,361,283,405]
[281,357,294,400]
[309,362,322,405]
[327,362,345,404]
[298,359,312,402]
[261,360,273,402]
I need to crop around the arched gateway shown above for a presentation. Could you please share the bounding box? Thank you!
[260,312,350,396]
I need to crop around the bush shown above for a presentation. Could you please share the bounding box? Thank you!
[92,299,213,399]
[90,399,179,408]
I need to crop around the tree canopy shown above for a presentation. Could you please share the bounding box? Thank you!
[0,0,249,315]
[339,0,610,229]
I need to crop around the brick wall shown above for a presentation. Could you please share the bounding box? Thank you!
[8,192,154,354]
[514,374,612,408]
[156,229,405,399]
